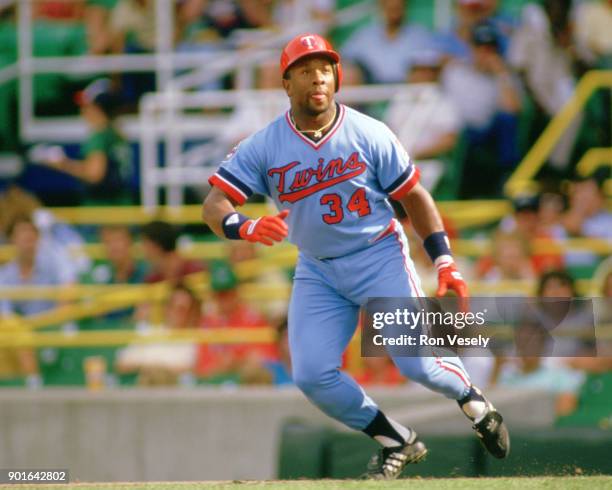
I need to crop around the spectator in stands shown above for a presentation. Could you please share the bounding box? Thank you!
[34,1,86,21]
[115,283,201,386]
[537,191,567,239]
[83,225,146,285]
[498,193,564,274]
[560,168,612,275]
[178,0,290,42]
[0,186,41,244]
[141,220,204,285]
[508,0,581,170]
[562,168,612,240]
[0,215,76,317]
[385,50,458,161]
[0,186,90,277]
[84,0,118,55]
[436,0,515,62]
[574,0,612,68]
[340,0,434,84]
[480,230,535,284]
[28,79,132,205]
[110,0,156,52]
[196,261,273,384]
[385,49,461,197]
[494,269,587,415]
[81,225,145,320]
[443,20,522,197]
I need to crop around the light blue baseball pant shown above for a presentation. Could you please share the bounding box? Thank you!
[288,219,472,430]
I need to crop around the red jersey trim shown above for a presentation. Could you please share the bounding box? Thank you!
[208,174,247,205]
[389,167,420,200]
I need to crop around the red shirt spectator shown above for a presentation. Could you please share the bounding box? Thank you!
[196,262,275,378]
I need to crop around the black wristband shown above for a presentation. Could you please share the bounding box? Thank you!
[423,231,452,264]
[222,212,250,240]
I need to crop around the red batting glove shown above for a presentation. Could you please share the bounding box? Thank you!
[436,262,469,311]
[239,210,289,246]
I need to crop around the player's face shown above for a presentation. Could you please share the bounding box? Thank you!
[283,55,335,117]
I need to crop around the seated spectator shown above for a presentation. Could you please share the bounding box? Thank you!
[141,220,204,285]
[562,168,612,239]
[84,0,118,54]
[388,50,460,160]
[574,0,612,68]
[84,225,146,285]
[494,269,588,416]
[115,283,201,386]
[82,225,146,318]
[28,79,132,205]
[537,191,567,239]
[0,216,76,317]
[0,186,90,276]
[480,230,535,284]
[179,0,283,41]
[436,0,515,62]
[196,261,273,383]
[443,20,522,197]
[0,186,42,244]
[110,0,156,53]
[341,0,434,84]
[34,0,86,21]
[561,168,612,274]
[109,0,164,101]
[508,0,581,169]
[385,50,461,197]
[499,193,564,274]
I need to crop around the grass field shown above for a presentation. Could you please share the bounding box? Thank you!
[3,477,611,490]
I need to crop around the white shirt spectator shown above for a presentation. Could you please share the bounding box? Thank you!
[341,20,433,84]
[385,84,461,157]
[442,60,500,129]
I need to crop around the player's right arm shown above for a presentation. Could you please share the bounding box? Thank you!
[203,184,289,246]
[204,135,290,246]
[202,186,240,238]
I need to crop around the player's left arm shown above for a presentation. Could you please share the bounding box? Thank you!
[397,183,468,298]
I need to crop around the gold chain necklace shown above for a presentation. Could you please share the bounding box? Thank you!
[291,105,337,139]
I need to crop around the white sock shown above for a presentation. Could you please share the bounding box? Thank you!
[458,385,490,423]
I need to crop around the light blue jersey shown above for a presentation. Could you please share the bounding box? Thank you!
[209,104,420,258]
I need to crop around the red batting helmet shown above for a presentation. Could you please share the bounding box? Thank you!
[280,33,343,92]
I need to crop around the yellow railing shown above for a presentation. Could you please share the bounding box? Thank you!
[505,70,612,196]
[1,237,610,264]
[41,201,513,230]
[0,277,598,333]
[0,327,277,349]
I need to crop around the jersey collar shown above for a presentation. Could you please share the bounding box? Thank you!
[285,103,346,150]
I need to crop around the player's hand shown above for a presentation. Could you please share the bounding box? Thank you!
[436,263,469,310]
[239,210,289,246]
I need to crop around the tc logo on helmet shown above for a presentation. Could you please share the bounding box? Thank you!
[300,35,316,48]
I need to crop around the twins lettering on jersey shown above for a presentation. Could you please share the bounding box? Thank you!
[268,152,367,203]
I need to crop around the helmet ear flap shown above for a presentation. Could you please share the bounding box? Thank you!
[333,63,343,92]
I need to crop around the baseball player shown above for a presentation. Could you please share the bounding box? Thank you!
[203,33,510,479]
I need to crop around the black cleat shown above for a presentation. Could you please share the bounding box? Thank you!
[365,433,428,480]
[473,410,510,459]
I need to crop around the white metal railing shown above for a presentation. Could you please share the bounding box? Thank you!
[3,0,455,144]
[9,0,373,142]
[138,83,444,208]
